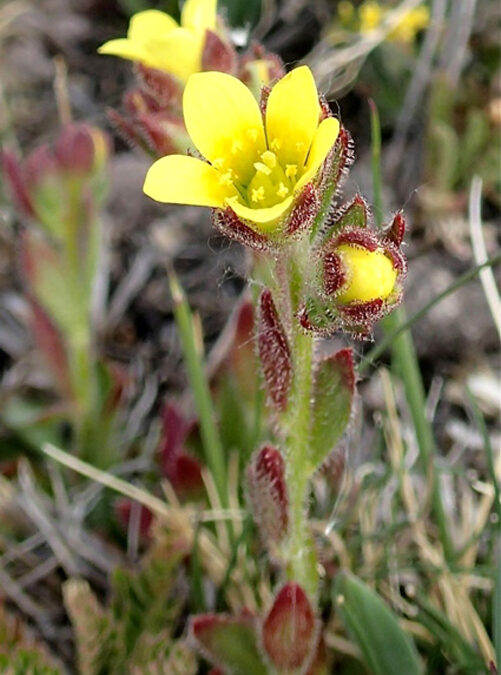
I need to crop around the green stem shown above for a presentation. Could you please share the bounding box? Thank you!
[271,248,319,597]
[168,270,228,511]
[284,328,317,596]
[369,100,453,560]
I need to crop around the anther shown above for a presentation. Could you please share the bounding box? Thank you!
[276,182,289,198]
[285,164,298,178]
[254,162,272,176]
[251,187,265,202]
[261,150,277,169]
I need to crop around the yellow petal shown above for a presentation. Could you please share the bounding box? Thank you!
[265,66,321,169]
[128,10,178,41]
[97,38,150,64]
[336,245,397,304]
[183,71,266,184]
[143,155,236,207]
[148,28,203,80]
[226,195,293,231]
[295,116,340,191]
[181,0,217,33]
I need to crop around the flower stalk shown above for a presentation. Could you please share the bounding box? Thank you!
[283,326,317,596]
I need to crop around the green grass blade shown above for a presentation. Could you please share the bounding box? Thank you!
[334,571,423,675]
[359,253,501,374]
[369,100,453,560]
[168,269,228,510]
[466,388,501,670]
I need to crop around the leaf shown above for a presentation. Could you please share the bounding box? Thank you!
[334,571,423,675]
[307,348,355,470]
[190,613,268,675]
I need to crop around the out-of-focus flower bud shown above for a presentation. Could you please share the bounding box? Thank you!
[160,403,205,502]
[261,583,318,672]
[238,43,285,99]
[246,444,289,553]
[2,123,111,234]
[53,123,110,175]
[257,289,292,411]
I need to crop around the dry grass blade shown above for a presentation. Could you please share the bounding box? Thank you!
[307,0,427,92]
[469,176,501,339]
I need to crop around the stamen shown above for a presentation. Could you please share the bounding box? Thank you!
[219,171,233,186]
[295,141,306,154]
[254,161,272,176]
[251,187,265,202]
[247,128,259,142]
[213,158,225,170]
[231,139,243,154]
[261,150,277,169]
[285,164,298,178]
[270,138,281,152]
[276,182,289,198]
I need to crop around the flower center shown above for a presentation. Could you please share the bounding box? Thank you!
[245,150,298,209]
[214,137,303,210]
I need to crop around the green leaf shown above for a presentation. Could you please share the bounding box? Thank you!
[307,349,354,471]
[191,614,268,675]
[334,571,423,675]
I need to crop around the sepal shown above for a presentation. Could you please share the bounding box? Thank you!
[246,444,289,552]
[202,29,237,74]
[261,583,319,672]
[257,289,292,411]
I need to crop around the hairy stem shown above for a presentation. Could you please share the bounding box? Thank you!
[284,328,317,597]
[272,247,319,597]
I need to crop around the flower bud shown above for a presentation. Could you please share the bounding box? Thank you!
[304,214,406,337]
[261,583,318,672]
[246,444,289,550]
[2,124,110,233]
[53,123,109,175]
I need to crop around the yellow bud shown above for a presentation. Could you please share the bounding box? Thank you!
[336,244,397,304]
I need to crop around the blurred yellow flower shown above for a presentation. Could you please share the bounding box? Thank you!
[98,0,217,81]
[388,5,430,43]
[340,1,430,45]
[359,1,384,32]
[335,244,397,304]
[143,66,339,233]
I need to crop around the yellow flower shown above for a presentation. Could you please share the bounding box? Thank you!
[359,1,384,32]
[335,244,397,304]
[143,66,339,233]
[388,5,430,43]
[98,0,217,82]
[357,1,429,44]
